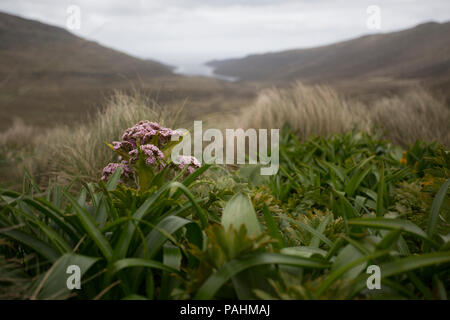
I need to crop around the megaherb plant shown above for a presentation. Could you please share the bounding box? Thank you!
[0,121,210,299]
[103,120,201,191]
[0,126,449,300]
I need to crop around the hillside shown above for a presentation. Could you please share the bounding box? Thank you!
[208,22,450,101]
[0,12,173,79]
[0,12,255,131]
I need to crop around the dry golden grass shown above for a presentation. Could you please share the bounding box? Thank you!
[0,118,38,149]
[31,91,185,185]
[370,89,450,146]
[230,83,371,138]
[232,82,449,147]
[0,119,38,189]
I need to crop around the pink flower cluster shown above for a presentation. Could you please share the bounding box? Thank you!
[101,161,133,182]
[102,121,201,183]
[175,155,202,174]
[118,121,182,147]
[140,144,165,165]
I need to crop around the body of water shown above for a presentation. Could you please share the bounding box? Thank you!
[173,62,238,82]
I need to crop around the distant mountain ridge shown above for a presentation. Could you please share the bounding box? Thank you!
[207,21,450,97]
[0,12,173,82]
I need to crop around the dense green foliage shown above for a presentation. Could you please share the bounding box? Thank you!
[1,131,449,299]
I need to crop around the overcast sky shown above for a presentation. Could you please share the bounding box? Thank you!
[1,0,450,73]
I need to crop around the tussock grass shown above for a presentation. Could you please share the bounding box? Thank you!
[32,91,184,184]
[234,82,449,147]
[0,119,38,189]
[233,83,371,139]
[0,118,38,149]
[370,89,450,146]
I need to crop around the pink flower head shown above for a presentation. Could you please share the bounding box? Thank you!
[121,121,182,148]
[122,121,158,143]
[128,149,139,163]
[148,122,161,130]
[112,141,134,152]
[159,127,174,137]
[101,162,132,182]
[140,144,165,166]
[176,155,201,174]
[112,141,122,150]
[158,127,183,145]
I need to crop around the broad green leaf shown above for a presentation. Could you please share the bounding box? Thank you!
[221,193,261,237]
[281,246,327,258]
[135,215,199,259]
[32,253,99,300]
[330,244,366,280]
[130,215,202,291]
[6,204,72,254]
[345,164,373,198]
[376,229,402,250]
[376,162,385,217]
[106,167,123,191]
[111,258,180,276]
[315,249,390,298]
[0,228,59,262]
[262,204,284,249]
[381,251,450,277]
[113,181,207,262]
[427,178,450,238]
[349,218,430,242]
[25,214,72,254]
[433,275,447,300]
[320,161,346,183]
[22,197,79,242]
[310,213,332,248]
[163,244,182,271]
[159,244,183,299]
[351,251,450,296]
[63,190,113,261]
[333,189,358,219]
